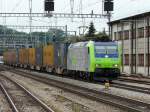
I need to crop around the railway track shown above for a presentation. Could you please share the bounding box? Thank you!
[6,68,150,112]
[0,83,13,112]
[0,74,55,112]
[118,77,150,85]
[112,81,150,94]
[0,82,18,112]
[3,65,150,95]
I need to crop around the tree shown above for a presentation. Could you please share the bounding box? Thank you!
[87,22,96,37]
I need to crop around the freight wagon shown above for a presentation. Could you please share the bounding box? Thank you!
[43,44,54,72]
[54,43,69,74]
[19,48,29,68]
[28,48,36,69]
[35,47,43,70]
[5,51,14,65]
[3,52,8,65]
[11,49,19,66]
[19,49,24,67]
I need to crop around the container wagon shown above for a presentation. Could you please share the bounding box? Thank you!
[28,48,36,69]
[19,48,29,68]
[43,44,54,72]
[8,51,13,66]
[54,43,69,74]
[19,49,24,67]
[11,49,19,67]
[35,47,43,70]
[3,52,8,65]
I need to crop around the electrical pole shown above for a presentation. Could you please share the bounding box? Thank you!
[3,16,6,50]
[102,0,104,14]
[107,11,111,38]
[29,0,32,47]
[147,17,150,76]
[131,21,134,74]
[70,0,74,21]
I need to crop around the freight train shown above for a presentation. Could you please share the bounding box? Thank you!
[3,41,121,81]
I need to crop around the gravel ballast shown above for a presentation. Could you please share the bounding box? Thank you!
[1,71,126,112]
[19,69,150,104]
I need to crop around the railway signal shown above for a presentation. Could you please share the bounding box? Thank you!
[104,0,114,38]
[44,0,55,11]
[104,0,114,11]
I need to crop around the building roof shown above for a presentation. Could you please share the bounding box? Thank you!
[109,11,150,25]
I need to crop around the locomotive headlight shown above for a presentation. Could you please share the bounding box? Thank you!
[96,64,101,67]
[105,55,109,58]
[114,64,118,67]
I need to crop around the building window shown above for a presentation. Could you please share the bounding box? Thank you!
[124,30,129,40]
[131,54,136,66]
[146,26,150,37]
[138,54,144,66]
[138,27,144,38]
[114,32,117,40]
[118,31,122,40]
[131,29,136,39]
[124,54,129,65]
[146,54,150,66]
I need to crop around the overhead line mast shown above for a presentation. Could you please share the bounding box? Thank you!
[70,0,74,14]
[70,0,74,21]
[29,0,32,47]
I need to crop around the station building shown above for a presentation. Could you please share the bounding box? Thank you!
[110,11,150,77]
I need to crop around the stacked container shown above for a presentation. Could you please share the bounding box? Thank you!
[54,43,69,74]
[19,49,24,66]
[28,48,36,68]
[3,52,8,64]
[35,47,43,70]
[24,49,29,67]
[19,48,29,67]
[14,49,19,66]
[7,51,13,65]
[43,44,54,71]
[11,50,16,65]
[10,49,19,66]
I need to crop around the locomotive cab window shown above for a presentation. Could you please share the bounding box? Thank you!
[106,46,118,54]
[95,46,106,54]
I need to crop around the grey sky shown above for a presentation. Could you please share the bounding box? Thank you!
[113,0,150,20]
[0,0,150,33]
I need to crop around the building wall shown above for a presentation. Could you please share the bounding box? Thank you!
[111,16,150,77]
